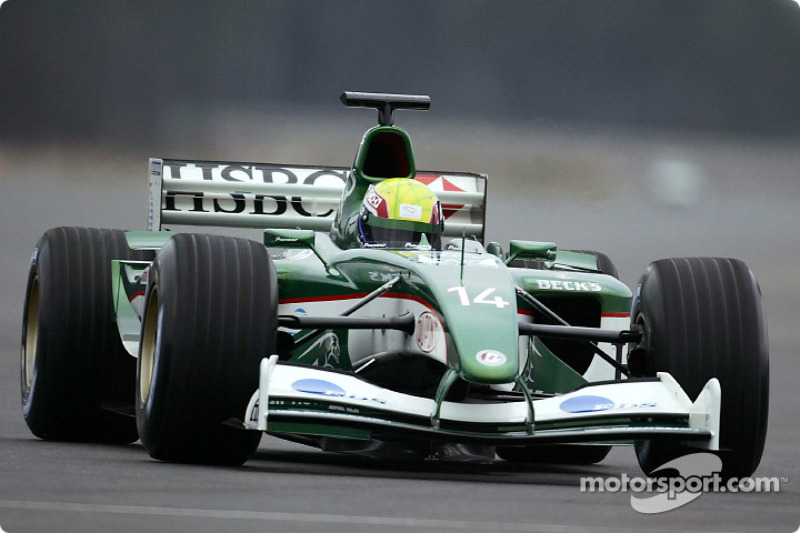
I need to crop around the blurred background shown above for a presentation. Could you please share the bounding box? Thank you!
[1,0,799,345]
[0,3,798,529]
[1,0,799,312]
[2,0,800,143]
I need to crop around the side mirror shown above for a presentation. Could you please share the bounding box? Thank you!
[506,240,557,264]
[485,241,505,259]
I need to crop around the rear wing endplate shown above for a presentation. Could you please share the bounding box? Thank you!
[148,158,488,241]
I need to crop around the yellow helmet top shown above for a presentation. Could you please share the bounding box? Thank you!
[358,178,443,249]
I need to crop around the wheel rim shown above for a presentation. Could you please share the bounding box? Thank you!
[139,287,160,405]
[22,276,40,391]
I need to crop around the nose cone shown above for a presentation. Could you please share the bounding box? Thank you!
[448,312,519,384]
[419,256,520,384]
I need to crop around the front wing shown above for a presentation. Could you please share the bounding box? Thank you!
[241,356,721,449]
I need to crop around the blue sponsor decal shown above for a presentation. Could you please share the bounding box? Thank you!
[285,308,307,335]
[292,379,345,397]
[559,395,615,413]
[290,378,388,405]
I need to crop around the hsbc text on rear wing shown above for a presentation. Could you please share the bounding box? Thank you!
[148,158,488,242]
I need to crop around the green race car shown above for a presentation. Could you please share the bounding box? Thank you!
[21,92,768,479]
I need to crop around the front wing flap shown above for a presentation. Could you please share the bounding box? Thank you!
[241,356,721,449]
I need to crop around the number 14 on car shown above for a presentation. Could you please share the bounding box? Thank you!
[447,286,510,308]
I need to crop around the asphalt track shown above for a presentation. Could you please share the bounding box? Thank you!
[0,128,798,532]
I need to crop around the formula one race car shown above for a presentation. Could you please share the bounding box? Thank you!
[20,92,769,479]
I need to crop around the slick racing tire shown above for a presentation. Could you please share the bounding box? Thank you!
[630,257,769,479]
[21,227,153,443]
[136,234,277,465]
[497,444,610,465]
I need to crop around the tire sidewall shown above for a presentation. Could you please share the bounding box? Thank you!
[135,251,173,453]
[21,240,45,422]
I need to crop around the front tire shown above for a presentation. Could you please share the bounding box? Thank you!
[630,257,769,479]
[21,227,152,443]
[135,234,277,465]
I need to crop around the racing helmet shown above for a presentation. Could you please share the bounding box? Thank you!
[357,178,444,250]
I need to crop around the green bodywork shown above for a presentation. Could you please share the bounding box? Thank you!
[124,231,174,250]
[101,95,726,454]
[111,259,150,356]
[264,233,630,385]
[113,119,632,403]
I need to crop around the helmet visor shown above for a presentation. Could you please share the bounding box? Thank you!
[360,215,441,250]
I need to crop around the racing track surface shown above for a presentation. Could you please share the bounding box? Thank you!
[0,128,798,532]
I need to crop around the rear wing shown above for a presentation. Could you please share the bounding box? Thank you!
[148,158,488,241]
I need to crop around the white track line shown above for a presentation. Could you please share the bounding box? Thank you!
[0,499,727,533]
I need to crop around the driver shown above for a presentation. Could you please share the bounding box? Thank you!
[357,178,444,250]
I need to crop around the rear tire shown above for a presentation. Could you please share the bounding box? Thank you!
[630,257,769,479]
[569,250,619,279]
[21,227,152,443]
[135,234,277,465]
[510,249,619,278]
